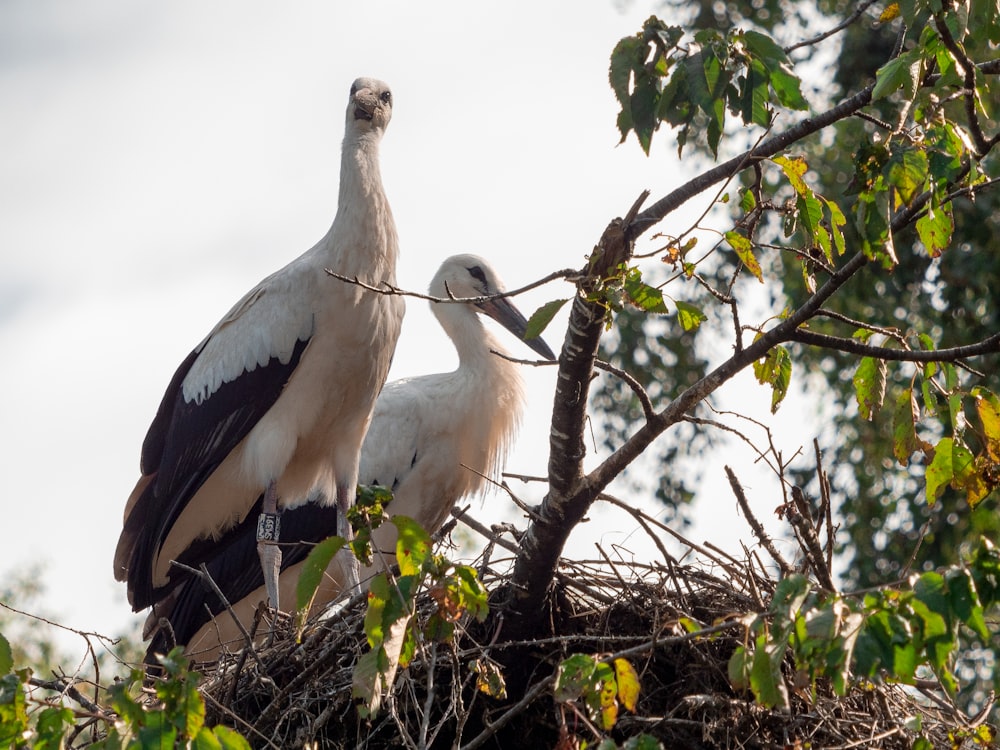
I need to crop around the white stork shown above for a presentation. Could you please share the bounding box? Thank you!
[141,254,556,663]
[114,77,403,619]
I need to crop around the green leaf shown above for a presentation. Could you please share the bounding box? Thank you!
[728,644,752,690]
[609,36,643,107]
[753,344,792,413]
[887,148,928,207]
[872,50,922,101]
[525,298,569,340]
[0,633,11,676]
[853,356,887,421]
[554,653,598,702]
[674,300,707,332]
[796,193,824,245]
[768,65,810,110]
[916,200,953,257]
[892,387,921,465]
[33,707,75,750]
[749,635,789,709]
[725,230,762,281]
[739,57,771,127]
[946,569,989,641]
[623,270,670,313]
[926,437,957,503]
[295,535,348,614]
[352,646,390,718]
[211,726,252,750]
[823,198,847,256]
[630,72,660,154]
[392,516,432,577]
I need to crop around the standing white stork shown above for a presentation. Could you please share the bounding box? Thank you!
[114,77,403,620]
[142,254,556,663]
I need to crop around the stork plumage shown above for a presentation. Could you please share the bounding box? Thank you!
[142,255,556,663]
[115,77,403,619]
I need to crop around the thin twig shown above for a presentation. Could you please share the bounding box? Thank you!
[724,466,793,577]
[324,267,580,304]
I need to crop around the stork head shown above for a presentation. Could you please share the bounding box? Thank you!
[430,254,557,361]
[346,77,393,135]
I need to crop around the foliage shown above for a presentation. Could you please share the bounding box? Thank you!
[0,637,250,749]
[728,537,1000,745]
[296,487,490,718]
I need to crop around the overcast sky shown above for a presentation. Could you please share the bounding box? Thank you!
[0,1,827,658]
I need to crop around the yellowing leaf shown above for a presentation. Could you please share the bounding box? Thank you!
[614,658,640,712]
[880,3,901,22]
[892,387,921,465]
[926,437,956,503]
[853,356,887,421]
[725,230,763,281]
[473,658,508,699]
[392,516,432,577]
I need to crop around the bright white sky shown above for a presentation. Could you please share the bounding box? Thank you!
[0,1,828,658]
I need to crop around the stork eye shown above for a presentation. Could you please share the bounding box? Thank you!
[467,265,488,288]
[381,91,392,104]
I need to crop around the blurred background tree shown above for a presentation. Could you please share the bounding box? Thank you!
[595,0,1000,588]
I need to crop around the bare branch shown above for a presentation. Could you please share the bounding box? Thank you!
[724,466,793,577]
[784,0,880,54]
[789,329,1000,362]
[594,358,656,422]
[324,267,580,304]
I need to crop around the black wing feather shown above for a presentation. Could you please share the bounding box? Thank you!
[124,336,311,611]
[144,498,339,664]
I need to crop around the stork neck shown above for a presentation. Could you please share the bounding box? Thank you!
[326,131,398,279]
[437,305,515,380]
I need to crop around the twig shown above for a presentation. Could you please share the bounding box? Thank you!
[459,674,555,750]
[594,359,656,422]
[788,486,837,592]
[167,560,268,674]
[784,0,879,54]
[724,466,793,577]
[27,677,109,718]
[788,329,1000,362]
[324,267,580,304]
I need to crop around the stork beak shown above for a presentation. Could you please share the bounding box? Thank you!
[353,90,377,121]
[477,297,557,360]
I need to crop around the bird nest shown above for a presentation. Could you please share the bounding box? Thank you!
[193,510,982,750]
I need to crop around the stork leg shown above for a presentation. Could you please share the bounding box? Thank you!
[256,480,282,610]
[336,481,361,595]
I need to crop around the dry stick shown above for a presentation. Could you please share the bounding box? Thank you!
[814,439,836,575]
[27,677,108,718]
[789,487,837,593]
[724,466,793,577]
[324,266,580,305]
[451,507,521,556]
[459,674,555,750]
[201,690,282,750]
[594,358,656,421]
[167,560,268,675]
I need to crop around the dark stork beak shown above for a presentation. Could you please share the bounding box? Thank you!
[477,297,557,360]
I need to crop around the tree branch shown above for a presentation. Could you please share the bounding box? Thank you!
[789,330,1000,362]
[626,84,875,241]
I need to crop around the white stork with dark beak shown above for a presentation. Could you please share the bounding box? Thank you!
[142,255,556,663]
[114,77,403,618]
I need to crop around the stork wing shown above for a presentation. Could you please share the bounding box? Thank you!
[117,274,315,609]
[358,379,428,491]
[144,498,339,661]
